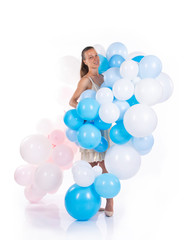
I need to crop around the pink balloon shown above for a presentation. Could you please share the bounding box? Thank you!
[24,185,46,203]
[34,163,63,193]
[52,144,74,167]
[64,139,79,154]
[48,129,66,146]
[14,165,36,186]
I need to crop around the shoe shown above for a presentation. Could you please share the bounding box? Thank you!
[99,207,105,212]
[105,210,113,217]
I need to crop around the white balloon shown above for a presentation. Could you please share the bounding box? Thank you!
[72,165,95,187]
[120,60,139,80]
[105,144,141,180]
[135,78,163,106]
[92,165,103,177]
[72,160,92,174]
[34,163,63,193]
[20,135,52,164]
[156,72,174,102]
[14,164,36,187]
[99,103,120,123]
[113,79,134,100]
[123,104,158,137]
[96,87,114,104]
[93,44,106,57]
[131,76,141,86]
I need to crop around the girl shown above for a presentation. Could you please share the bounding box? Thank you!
[69,46,113,217]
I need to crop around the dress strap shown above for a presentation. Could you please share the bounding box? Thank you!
[88,77,98,91]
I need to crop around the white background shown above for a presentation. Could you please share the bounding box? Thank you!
[0,0,187,239]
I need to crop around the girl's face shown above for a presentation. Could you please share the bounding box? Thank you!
[83,49,100,69]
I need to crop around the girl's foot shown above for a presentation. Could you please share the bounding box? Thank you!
[105,199,113,217]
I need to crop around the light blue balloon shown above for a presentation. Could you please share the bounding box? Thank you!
[106,42,128,60]
[64,109,84,130]
[110,122,132,144]
[100,82,112,90]
[113,99,130,121]
[77,98,100,120]
[94,173,121,198]
[109,54,125,68]
[65,184,101,221]
[98,54,109,74]
[103,67,122,88]
[77,123,101,149]
[80,90,96,100]
[132,135,154,155]
[93,116,112,130]
[66,128,78,142]
[139,55,162,79]
[94,136,108,153]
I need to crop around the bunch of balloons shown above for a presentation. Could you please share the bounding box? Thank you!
[14,127,77,203]
[63,42,173,220]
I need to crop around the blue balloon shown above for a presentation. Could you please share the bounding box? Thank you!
[64,109,84,130]
[80,90,96,100]
[106,42,128,60]
[94,173,121,198]
[139,55,162,79]
[65,184,101,221]
[98,54,109,74]
[113,99,130,121]
[93,116,112,130]
[126,95,139,106]
[94,136,108,152]
[77,123,101,149]
[132,135,154,155]
[109,54,125,68]
[103,67,122,88]
[77,98,100,120]
[132,55,144,63]
[110,122,132,144]
[66,128,78,142]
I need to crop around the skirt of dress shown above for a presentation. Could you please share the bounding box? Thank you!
[79,129,111,163]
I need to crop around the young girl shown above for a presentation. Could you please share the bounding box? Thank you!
[69,46,113,217]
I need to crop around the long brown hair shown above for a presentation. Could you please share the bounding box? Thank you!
[80,46,94,78]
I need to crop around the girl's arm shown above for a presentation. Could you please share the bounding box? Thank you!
[69,77,89,108]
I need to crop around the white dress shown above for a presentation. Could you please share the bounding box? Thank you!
[80,76,111,163]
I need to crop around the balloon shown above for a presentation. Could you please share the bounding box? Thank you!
[139,55,162,79]
[80,89,96,100]
[126,95,139,106]
[34,163,63,193]
[20,135,52,164]
[96,87,113,104]
[123,104,158,137]
[72,160,92,175]
[132,55,144,63]
[63,109,84,130]
[48,129,65,146]
[105,144,141,180]
[72,165,95,187]
[113,79,134,100]
[98,54,109,74]
[120,60,139,80]
[76,98,100,120]
[113,100,130,121]
[94,136,108,152]
[66,128,78,142]
[93,116,112,130]
[65,184,101,221]
[77,124,101,149]
[99,103,120,123]
[127,51,145,60]
[92,165,103,177]
[110,122,132,144]
[109,55,125,68]
[52,144,74,167]
[94,173,121,198]
[14,164,36,186]
[135,78,163,106]
[106,42,128,60]
[156,72,174,102]
[93,44,106,56]
[24,184,46,203]
[131,76,141,85]
[132,135,154,155]
[103,67,122,88]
